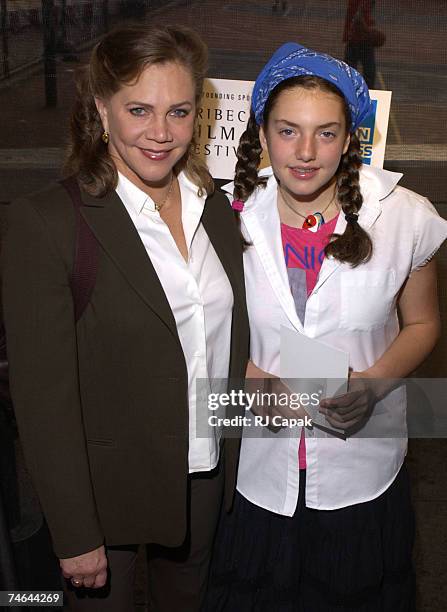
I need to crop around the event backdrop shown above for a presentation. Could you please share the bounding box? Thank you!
[198,78,391,179]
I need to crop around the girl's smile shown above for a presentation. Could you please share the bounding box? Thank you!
[260,87,350,211]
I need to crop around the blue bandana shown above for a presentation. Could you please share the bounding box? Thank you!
[251,43,373,132]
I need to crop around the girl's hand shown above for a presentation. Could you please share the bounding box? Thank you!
[319,371,378,431]
[245,361,309,423]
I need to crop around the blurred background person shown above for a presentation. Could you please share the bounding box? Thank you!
[344,0,378,88]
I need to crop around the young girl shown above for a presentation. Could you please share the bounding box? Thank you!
[205,43,447,611]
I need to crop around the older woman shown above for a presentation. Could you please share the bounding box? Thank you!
[1,24,248,611]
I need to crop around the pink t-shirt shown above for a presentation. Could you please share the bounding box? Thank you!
[281,214,339,469]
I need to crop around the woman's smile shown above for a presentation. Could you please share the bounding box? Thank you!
[96,61,196,193]
[139,147,172,161]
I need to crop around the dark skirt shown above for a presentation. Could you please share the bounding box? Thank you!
[204,465,415,612]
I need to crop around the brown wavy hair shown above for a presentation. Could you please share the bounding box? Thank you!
[64,24,213,197]
[234,76,372,266]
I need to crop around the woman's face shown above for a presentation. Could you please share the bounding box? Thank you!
[260,86,351,203]
[96,61,196,189]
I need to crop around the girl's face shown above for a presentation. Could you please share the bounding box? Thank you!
[260,87,351,204]
[95,61,196,190]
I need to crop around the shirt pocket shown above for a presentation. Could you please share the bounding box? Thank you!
[340,269,397,331]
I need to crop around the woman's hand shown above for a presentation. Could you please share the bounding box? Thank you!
[319,372,378,432]
[60,544,108,589]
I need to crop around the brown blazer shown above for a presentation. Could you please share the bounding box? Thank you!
[1,180,249,559]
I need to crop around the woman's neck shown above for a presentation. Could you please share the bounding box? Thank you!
[114,159,176,205]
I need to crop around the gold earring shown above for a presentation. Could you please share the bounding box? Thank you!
[102,131,109,144]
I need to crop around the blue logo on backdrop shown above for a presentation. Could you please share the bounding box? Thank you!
[357,99,377,166]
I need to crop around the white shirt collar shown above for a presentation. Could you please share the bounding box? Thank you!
[358,164,403,202]
[116,170,206,216]
[222,164,403,214]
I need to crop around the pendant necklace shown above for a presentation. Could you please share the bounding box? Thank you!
[279,188,336,232]
[153,174,175,212]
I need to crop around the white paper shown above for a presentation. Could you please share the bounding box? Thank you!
[280,326,349,434]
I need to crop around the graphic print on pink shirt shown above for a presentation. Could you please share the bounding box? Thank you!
[281,214,339,468]
[281,214,339,306]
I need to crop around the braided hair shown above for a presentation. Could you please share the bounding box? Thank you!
[233,113,266,203]
[231,113,264,247]
[234,76,372,265]
[324,131,372,266]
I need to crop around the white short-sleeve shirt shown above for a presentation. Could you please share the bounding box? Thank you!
[224,165,447,514]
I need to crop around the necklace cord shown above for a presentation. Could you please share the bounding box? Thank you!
[278,186,336,222]
[154,173,175,212]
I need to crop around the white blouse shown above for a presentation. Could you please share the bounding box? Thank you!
[223,165,447,514]
[117,171,233,473]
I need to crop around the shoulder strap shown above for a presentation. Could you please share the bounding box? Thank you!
[59,177,99,322]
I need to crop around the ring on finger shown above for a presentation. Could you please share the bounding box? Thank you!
[71,577,83,587]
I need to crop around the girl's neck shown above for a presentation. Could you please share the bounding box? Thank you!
[277,179,339,226]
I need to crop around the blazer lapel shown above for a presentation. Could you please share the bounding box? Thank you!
[201,197,243,306]
[312,191,382,294]
[80,188,179,340]
[312,166,403,293]
[242,178,304,333]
